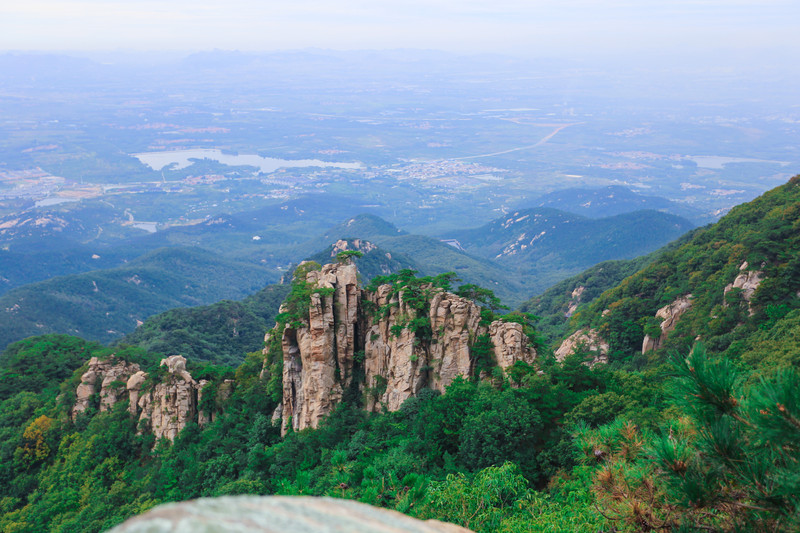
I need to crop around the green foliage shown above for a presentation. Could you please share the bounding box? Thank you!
[120,285,289,366]
[455,283,508,312]
[579,344,800,532]
[0,335,102,401]
[469,334,495,378]
[335,250,364,263]
[563,177,800,367]
[416,462,530,531]
[274,262,322,329]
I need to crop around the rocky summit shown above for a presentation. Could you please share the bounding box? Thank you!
[267,260,538,435]
[67,259,539,443]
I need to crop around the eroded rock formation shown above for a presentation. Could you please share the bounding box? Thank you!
[72,357,142,419]
[641,295,693,353]
[555,329,609,365]
[72,354,213,443]
[277,261,538,434]
[137,355,200,442]
[280,262,360,434]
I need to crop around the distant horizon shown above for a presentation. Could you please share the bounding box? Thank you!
[2,46,799,74]
[2,1,798,65]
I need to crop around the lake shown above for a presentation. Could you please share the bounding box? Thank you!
[133,149,362,173]
[688,155,790,169]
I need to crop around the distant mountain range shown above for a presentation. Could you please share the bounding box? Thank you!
[0,247,278,349]
[446,207,694,290]
[531,185,709,224]
[0,189,700,351]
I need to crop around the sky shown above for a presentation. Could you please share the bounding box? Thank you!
[1,0,799,61]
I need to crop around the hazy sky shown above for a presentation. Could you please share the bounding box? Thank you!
[2,0,799,59]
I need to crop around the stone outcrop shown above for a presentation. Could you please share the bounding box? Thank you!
[641,295,693,353]
[724,261,764,315]
[126,371,148,414]
[72,357,142,419]
[331,238,377,256]
[281,262,361,434]
[488,320,537,372]
[363,289,488,413]
[136,355,201,442]
[72,353,215,443]
[565,285,585,318]
[278,261,538,434]
[555,329,609,365]
[107,495,472,533]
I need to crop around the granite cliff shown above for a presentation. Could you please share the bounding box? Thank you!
[72,354,211,442]
[69,260,539,441]
[266,260,538,435]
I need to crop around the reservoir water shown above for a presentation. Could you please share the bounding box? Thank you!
[687,155,790,169]
[133,149,362,173]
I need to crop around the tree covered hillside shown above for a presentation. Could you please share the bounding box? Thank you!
[0,247,279,350]
[564,175,800,368]
[521,229,700,345]
[447,208,695,293]
[119,284,290,366]
[0,177,798,532]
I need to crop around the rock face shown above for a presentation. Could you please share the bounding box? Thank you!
[136,355,201,442]
[72,353,212,443]
[126,371,148,414]
[724,261,764,315]
[641,295,693,353]
[555,329,609,365]
[107,495,472,533]
[281,262,361,434]
[72,357,142,419]
[278,261,537,434]
[331,238,377,256]
[565,285,585,318]
[488,320,537,373]
[363,289,488,413]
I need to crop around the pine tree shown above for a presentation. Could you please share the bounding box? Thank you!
[578,344,800,531]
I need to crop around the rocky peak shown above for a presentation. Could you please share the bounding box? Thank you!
[331,238,377,256]
[280,261,362,434]
[72,357,142,419]
[136,355,200,442]
[72,353,211,443]
[276,262,538,435]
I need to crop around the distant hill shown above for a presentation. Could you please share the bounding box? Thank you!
[531,185,708,223]
[519,229,699,345]
[306,215,530,307]
[306,238,417,282]
[119,284,290,366]
[318,213,407,242]
[559,175,800,367]
[0,247,279,350]
[446,208,695,292]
